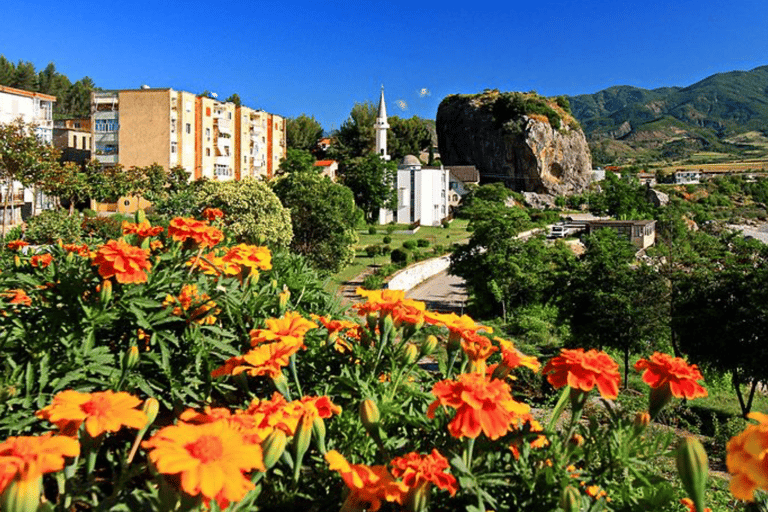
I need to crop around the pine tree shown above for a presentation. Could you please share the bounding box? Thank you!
[11,61,38,91]
[0,56,14,86]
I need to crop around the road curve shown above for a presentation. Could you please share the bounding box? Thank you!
[405,269,468,314]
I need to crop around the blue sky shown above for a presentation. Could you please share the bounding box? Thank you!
[2,0,767,131]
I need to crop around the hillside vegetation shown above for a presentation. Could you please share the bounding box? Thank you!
[568,65,768,165]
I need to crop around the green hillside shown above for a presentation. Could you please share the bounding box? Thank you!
[569,65,768,165]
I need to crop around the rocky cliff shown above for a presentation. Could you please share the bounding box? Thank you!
[436,91,593,195]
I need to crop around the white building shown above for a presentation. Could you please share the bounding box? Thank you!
[0,85,57,224]
[380,155,450,226]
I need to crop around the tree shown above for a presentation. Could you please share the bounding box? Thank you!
[588,172,655,219]
[0,119,60,232]
[286,114,324,152]
[38,161,89,214]
[11,61,37,91]
[272,170,358,274]
[562,228,669,383]
[388,116,432,162]
[225,93,242,106]
[0,56,14,86]
[339,153,397,223]
[62,77,95,117]
[196,178,293,247]
[277,148,316,175]
[331,102,377,161]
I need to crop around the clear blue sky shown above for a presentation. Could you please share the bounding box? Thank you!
[3,0,767,131]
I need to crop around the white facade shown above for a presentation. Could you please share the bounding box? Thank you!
[380,156,450,226]
[374,86,390,161]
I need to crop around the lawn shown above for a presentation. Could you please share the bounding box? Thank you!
[327,218,471,290]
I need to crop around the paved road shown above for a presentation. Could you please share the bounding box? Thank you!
[405,269,468,314]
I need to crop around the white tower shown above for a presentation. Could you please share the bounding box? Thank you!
[374,85,390,161]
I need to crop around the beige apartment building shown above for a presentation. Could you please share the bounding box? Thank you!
[90,87,286,212]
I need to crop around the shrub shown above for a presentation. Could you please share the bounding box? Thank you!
[383,235,392,244]
[196,178,293,247]
[365,245,381,257]
[2,224,23,243]
[390,248,411,264]
[368,226,377,235]
[362,273,384,290]
[386,224,396,234]
[81,215,123,241]
[381,244,391,254]
[416,238,430,248]
[402,240,417,250]
[25,209,82,245]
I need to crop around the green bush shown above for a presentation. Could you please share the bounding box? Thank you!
[362,273,385,290]
[25,209,82,245]
[390,248,411,264]
[81,215,123,241]
[2,225,23,243]
[381,244,391,254]
[385,224,396,234]
[368,226,377,235]
[402,240,417,250]
[365,245,381,257]
[383,235,392,244]
[416,238,430,248]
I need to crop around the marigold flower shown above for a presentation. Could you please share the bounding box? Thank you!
[122,220,164,238]
[428,372,530,440]
[6,240,28,251]
[354,288,426,320]
[30,253,52,269]
[585,485,607,499]
[390,449,457,496]
[509,416,549,459]
[495,337,540,373]
[634,352,707,400]
[0,433,79,493]
[92,239,152,284]
[325,450,408,511]
[424,311,492,348]
[143,420,265,508]
[461,331,498,374]
[727,412,768,501]
[163,284,219,325]
[189,251,241,277]
[36,390,148,437]
[681,497,712,512]
[222,244,272,272]
[62,243,90,257]
[390,300,426,327]
[202,207,225,221]
[249,311,318,348]
[168,217,223,249]
[179,406,271,445]
[150,240,164,251]
[3,289,31,306]
[211,341,301,380]
[542,348,620,400]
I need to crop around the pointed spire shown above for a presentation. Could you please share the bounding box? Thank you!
[377,85,387,120]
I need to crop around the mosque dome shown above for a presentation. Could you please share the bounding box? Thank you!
[400,155,421,167]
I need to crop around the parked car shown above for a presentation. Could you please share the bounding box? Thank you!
[549,225,570,238]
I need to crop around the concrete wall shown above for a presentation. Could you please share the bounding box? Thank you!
[119,89,171,168]
[386,254,451,291]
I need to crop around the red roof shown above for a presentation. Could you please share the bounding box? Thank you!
[314,160,336,166]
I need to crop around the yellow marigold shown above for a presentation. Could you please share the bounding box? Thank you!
[222,244,272,272]
[727,412,768,501]
[143,420,265,508]
[0,433,79,493]
[36,390,148,437]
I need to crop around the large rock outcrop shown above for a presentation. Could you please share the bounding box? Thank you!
[436,91,593,195]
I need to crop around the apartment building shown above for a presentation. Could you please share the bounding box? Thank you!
[0,85,57,224]
[90,87,285,211]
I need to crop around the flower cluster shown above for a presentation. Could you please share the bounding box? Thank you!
[168,216,224,249]
[163,283,220,325]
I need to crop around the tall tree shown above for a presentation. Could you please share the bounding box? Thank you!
[63,77,95,117]
[286,114,324,151]
[0,56,15,86]
[388,116,432,162]
[11,61,38,92]
[277,148,316,175]
[331,101,376,161]
[272,170,358,274]
[339,153,396,223]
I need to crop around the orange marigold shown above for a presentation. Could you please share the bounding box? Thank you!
[36,390,148,437]
[163,284,219,325]
[542,348,620,400]
[634,352,707,400]
[354,287,420,318]
[428,372,531,440]
[222,244,272,272]
[727,412,768,501]
[122,220,164,238]
[3,289,31,306]
[249,311,318,348]
[202,207,225,221]
[390,449,457,496]
[62,243,90,257]
[495,337,541,373]
[424,311,492,347]
[168,217,223,248]
[211,340,300,380]
[30,253,53,269]
[6,240,28,251]
[189,251,241,277]
[461,331,498,374]
[325,450,408,512]
[681,497,712,512]
[143,420,265,508]
[92,239,152,284]
[0,433,79,493]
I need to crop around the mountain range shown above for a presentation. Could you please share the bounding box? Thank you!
[566,65,768,166]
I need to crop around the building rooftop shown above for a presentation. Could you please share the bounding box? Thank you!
[0,85,56,102]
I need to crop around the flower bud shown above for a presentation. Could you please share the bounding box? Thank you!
[292,415,313,480]
[559,485,581,512]
[569,433,584,447]
[271,373,289,397]
[1,475,42,512]
[279,286,290,311]
[633,411,651,431]
[312,417,327,454]
[100,279,112,303]
[676,436,708,512]
[14,255,20,267]
[648,383,673,420]
[261,429,287,469]
[135,209,146,224]
[123,346,139,371]
[421,335,438,356]
[402,344,419,365]
[142,398,160,428]
[360,399,381,432]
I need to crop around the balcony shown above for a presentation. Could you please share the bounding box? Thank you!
[95,154,118,164]
[217,118,232,134]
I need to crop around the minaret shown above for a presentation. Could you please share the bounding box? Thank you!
[374,85,390,161]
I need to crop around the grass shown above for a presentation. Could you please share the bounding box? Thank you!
[327,218,471,291]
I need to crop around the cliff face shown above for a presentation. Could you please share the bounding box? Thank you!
[436,91,593,195]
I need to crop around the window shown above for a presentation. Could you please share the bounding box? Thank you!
[228,112,232,119]
[94,118,118,132]
[185,101,192,112]
[186,123,191,134]
[205,128,211,141]
[171,142,177,154]
[82,136,87,149]
[73,137,78,149]
[206,148,211,157]
[244,155,247,163]
[170,120,176,133]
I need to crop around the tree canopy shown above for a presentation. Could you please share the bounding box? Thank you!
[286,114,324,152]
[338,153,397,223]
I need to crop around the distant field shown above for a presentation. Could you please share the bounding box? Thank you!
[659,160,768,173]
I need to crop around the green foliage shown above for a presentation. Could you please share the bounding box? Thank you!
[382,235,391,244]
[196,178,293,247]
[277,148,316,175]
[272,170,358,274]
[285,114,324,151]
[588,172,656,219]
[338,153,397,223]
[368,226,377,235]
[388,116,433,161]
[390,247,410,264]
[402,240,417,250]
[361,273,385,290]
[24,209,82,244]
[491,91,564,132]
[416,238,430,248]
[330,101,377,160]
[80,214,123,241]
